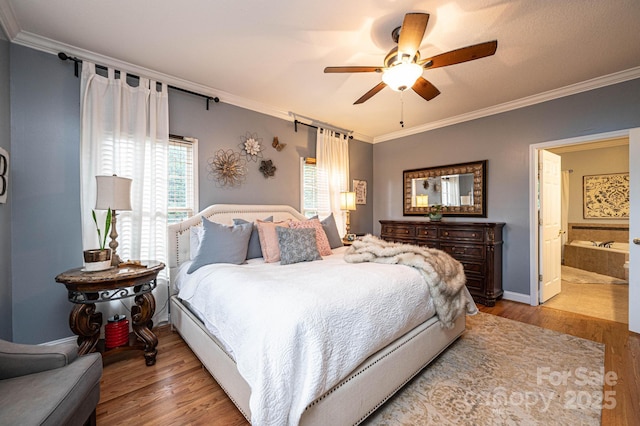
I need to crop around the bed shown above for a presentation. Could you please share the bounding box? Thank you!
[168,204,473,425]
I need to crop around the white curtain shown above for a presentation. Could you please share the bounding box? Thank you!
[561,170,570,259]
[80,61,169,320]
[316,128,349,235]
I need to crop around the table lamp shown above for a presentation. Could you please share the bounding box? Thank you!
[339,191,357,236]
[95,175,132,266]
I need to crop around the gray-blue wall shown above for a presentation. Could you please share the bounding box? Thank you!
[10,44,83,344]
[169,93,374,235]
[373,79,640,296]
[7,44,373,343]
[0,37,11,340]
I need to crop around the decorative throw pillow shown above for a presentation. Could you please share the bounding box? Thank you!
[233,216,273,259]
[289,218,332,256]
[320,213,343,249]
[277,227,322,265]
[187,217,253,273]
[256,219,290,263]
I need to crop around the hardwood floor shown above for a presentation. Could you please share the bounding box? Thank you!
[97,300,639,425]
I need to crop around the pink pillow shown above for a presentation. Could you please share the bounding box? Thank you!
[289,218,333,256]
[256,220,290,263]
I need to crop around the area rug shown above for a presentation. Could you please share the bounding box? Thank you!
[363,312,605,425]
[562,265,627,285]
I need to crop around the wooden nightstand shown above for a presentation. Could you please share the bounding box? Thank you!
[55,261,164,366]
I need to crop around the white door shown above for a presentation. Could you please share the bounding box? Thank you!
[629,129,639,333]
[539,150,562,303]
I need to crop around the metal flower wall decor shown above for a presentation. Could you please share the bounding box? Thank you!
[208,149,247,188]
[239,132,264,162]
[259,159,277,178]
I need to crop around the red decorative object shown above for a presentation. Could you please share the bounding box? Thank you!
[105,314,129,349]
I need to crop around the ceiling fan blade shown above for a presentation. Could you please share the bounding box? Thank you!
[354,82,387,104]
[398,13,429,59]
[324,66,382,73]
[412,77,440,101]
[420,40,498,69]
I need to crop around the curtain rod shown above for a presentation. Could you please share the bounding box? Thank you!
[57,52,220,110]
[293,120,352,140]
[290,113,353,139]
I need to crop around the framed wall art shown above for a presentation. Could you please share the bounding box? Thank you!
[353,179,367,205]
[0,147,8,204]
[583,172,629,219]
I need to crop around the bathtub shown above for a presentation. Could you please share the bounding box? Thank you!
[564,240,629,280]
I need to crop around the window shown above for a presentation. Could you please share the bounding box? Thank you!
[168,136,198,224]
[300,157,330,219]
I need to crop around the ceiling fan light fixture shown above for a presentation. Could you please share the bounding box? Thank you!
[382,63,423,92]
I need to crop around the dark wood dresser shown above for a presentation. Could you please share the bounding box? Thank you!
[379,220,505,306]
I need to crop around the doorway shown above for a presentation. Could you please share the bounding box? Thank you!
[529,129,639,333]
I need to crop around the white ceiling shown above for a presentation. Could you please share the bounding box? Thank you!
[1,0,640,142]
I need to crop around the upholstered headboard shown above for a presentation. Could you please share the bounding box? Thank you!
[167,204,307,290]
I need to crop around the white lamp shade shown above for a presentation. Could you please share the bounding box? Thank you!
[382,63,423,92]
[95,175,132,211]
[340,191,357,211]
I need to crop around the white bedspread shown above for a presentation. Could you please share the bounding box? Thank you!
[177,247,437,426]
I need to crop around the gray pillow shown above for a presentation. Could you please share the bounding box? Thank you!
[320,213,343,249]
[276,227,322,265]
[233,216,273,259]
[188,217,253,273]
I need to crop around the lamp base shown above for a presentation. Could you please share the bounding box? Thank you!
[109,210,122,266]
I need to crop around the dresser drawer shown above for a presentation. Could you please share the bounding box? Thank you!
[381,224,416,239]
[440,243,484,260]
[439,228,484,242]
[459,260,485,275]
[464,273,485,291]
[416,226,438,239]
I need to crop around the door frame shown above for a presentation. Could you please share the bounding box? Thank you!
[529,129,635,311]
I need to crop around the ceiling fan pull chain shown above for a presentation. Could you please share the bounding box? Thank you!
[400,91,405,128]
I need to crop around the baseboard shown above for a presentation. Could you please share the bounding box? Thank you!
[42,335,77,346]
[502,291,532,305]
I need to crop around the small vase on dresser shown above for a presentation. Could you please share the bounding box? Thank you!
[380,220,505,306]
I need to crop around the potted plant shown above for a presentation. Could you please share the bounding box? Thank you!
[83,208,112,271]
[427,204,443,222]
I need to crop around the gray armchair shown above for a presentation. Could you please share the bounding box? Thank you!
[0,339,102,426]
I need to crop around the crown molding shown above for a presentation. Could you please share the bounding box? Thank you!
[374,66,640,143]
[11,30,376,143]
[6,23,636,145]
[0,0,19,40]
[8,30,366,138]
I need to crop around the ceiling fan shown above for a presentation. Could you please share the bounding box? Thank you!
[324,13,498,105]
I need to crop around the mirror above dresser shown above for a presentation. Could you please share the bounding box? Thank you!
[403,160,487,217]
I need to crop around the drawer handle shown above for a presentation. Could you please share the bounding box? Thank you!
[472,233,476,237]
[444,232,449,236]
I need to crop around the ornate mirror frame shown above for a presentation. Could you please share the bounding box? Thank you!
[403,160,487,217]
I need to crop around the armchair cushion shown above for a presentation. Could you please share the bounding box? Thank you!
[0,339,102,426]
[0,339,78,379]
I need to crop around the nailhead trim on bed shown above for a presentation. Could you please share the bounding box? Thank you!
[302,316,447,426]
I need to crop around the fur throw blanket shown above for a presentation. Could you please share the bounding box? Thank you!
[344,235,478,328]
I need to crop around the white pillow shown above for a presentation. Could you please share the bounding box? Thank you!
[190,226,204,260]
